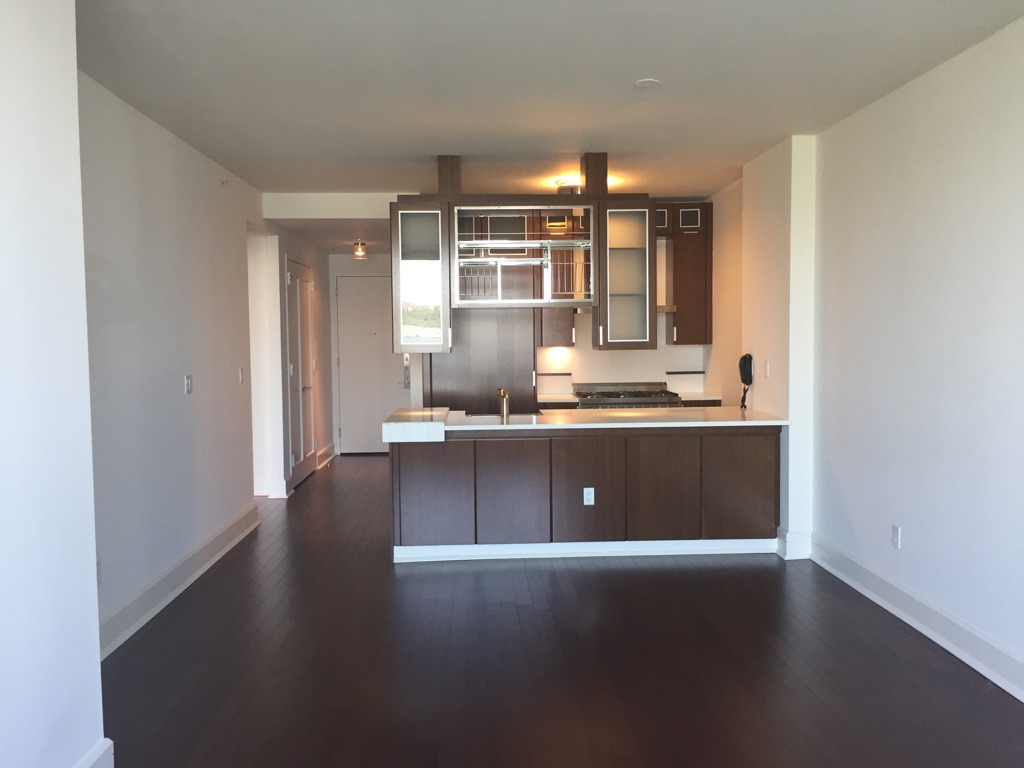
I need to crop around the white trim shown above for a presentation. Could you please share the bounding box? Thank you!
[254,475,288,498]
[776,527,813,560]
[812,536,1024,704]
[395,538,778,563]
[72,738,114,768]
[99,505,260,658]
[315,444,335,469]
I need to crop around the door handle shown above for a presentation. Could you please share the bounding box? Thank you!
[301,386,312,392]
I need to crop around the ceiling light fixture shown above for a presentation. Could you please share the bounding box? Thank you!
[634,78,662,89]
[353,241,367,260]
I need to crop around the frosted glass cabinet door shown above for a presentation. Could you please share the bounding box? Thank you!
[391,205,451,353]
[599,206,656,349]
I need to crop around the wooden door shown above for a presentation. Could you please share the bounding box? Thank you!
[626,434,701,540]
[701,429,780,539]
[475,439,551,543]
[395,441,475,545]
[671,202,713,345]
[551,437,626,541]
[426,308,536,415]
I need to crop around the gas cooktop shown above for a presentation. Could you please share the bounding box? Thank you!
[572,382,682,408]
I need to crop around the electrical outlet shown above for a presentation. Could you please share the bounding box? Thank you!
[891,525,902,550]
[583,487,595,506]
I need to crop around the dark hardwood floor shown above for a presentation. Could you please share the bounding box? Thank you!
[102,456,1024,767]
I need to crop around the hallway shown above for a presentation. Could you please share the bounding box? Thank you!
[101,456,1024,767]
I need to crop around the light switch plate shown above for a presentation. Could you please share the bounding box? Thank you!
[184,374,193,394]
[583,487,595,506]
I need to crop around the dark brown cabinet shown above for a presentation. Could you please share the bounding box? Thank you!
[425,307,537,415]
[536,307,575,347]
[390,425,780,547]
[394,441,475,545]
[669,202,713,346]
[551,437,626,541]
[701,428,780,539]
[475,439,551,543]
[626,435,701,540]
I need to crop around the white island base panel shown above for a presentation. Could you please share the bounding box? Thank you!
[394,538,780,563]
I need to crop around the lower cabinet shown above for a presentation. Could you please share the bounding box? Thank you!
[391,426,780,546]
[701,430,780,539]
[475,439,551,543]
[551,437,626,541]
[626,435,701,540]
[394,441,476,545]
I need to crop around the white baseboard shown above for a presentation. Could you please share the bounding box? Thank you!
[73,738,114,768]
[99,505,260,659]
[395,538,779,563]
[776,527,813,560]
[812,536,1024,704]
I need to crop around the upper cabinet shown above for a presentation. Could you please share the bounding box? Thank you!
[594,200,657,350]
[667,202,713,346]
[392,202,451,354]
[451,203,594,308]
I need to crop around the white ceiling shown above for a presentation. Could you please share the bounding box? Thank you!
[77,0,1024,201]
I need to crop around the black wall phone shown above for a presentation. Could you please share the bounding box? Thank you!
[739,354,753,409]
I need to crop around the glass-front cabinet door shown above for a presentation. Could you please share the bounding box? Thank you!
[597,203,656,349]
[391,203,450,353]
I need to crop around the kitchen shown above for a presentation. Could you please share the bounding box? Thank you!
[371,153,787,560]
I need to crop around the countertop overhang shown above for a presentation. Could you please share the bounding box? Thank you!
[382,406,787,443]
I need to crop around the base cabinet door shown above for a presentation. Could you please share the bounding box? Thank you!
[626,435,701,540]
[475,439,551,543]
[701,430,780,539]
[551,437,626,541]
[396,441,476,545]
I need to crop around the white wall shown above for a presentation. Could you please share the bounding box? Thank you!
[741,142,793,417]
[78,74,263,654]
[740,136,817,558]
[0,4,110,768]
[813,17,1024,699]
[537,313,707,395]
[705,179,743,405]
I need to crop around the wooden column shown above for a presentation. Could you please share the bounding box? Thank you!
[437,155,462,196]
[580,152,608,196]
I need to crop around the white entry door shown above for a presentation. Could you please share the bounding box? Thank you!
[287,260,317,485]
[336,275,407,452]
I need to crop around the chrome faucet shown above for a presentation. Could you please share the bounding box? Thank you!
[498,388,510,422]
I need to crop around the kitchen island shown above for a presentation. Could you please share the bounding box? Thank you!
[383,407,788,562]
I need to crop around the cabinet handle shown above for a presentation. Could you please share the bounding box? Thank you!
[599,325,604,345]
[673,326,677,343]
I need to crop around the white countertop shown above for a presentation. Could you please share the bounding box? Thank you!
[383,406,786,443]
[537,392,723,404]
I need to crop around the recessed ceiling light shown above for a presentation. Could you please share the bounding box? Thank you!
[634,78,662,89]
